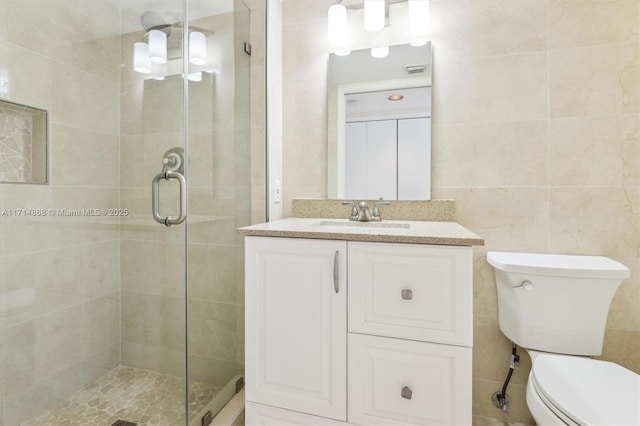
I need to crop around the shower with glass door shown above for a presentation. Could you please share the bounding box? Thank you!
[0,0,251,424]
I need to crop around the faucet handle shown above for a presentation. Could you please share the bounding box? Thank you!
[372,201,390,221]
[342,201,358,220]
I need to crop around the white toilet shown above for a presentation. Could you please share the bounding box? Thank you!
[486,251,640,426]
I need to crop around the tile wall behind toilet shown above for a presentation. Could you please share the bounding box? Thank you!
[0,0,122,424]
[280,0,640,424]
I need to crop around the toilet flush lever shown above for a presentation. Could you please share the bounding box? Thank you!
[512,280,533,291]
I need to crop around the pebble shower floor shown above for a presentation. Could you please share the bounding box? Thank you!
[20,366,220,426]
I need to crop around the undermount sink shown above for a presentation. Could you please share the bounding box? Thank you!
[317,220,411,230]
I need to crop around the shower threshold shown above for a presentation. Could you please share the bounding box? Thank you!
[20,366,221,426]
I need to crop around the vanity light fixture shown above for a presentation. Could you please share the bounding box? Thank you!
[327,0,431,57]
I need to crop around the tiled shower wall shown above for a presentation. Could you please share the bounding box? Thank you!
[280,0,640,424]
[0,0,122,424]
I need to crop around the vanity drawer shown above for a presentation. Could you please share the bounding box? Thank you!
[348,333,471,426]
[348,242,472,346]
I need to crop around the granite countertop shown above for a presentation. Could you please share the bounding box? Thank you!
[237,218,484,246]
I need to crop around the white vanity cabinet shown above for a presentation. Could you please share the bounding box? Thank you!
[245,235,473,426]
[244,237,348,421]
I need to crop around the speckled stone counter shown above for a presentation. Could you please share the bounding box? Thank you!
[237,218,484,246]
[292,199,456,221]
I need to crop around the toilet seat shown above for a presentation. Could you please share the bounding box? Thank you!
[531,353,640,425]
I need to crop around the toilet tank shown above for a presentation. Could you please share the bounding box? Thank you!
[486,251,629,356]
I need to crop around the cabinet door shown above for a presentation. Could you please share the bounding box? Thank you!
[245,237,347,420]
[349,242,472,346]
[348,333,472,426]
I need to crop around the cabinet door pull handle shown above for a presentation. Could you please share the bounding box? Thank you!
[401,289,413,300]
[401,386,413,400]
[333,250,339,293]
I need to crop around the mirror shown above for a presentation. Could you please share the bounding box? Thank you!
[327,42,432,200]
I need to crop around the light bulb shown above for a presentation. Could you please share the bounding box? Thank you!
[148,30,167,64]
[189,31,207,65]
[327,4,347,45]
[133,42,151,74]
[371,46,389,58]
[334,49,351,56]
[409,0,430,36]
[364,0,385,32]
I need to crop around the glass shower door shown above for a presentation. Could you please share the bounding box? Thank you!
[0,0,250,424]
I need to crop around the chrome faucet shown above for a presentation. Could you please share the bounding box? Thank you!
[343,201,391,222]
[357,201,373,222]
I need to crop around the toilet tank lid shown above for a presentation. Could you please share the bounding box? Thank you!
[486,251,630,279]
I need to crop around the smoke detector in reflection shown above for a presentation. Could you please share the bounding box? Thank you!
[405,65,427,74]
[388,94,404,101]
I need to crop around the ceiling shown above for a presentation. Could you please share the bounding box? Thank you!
[106,0,236,33]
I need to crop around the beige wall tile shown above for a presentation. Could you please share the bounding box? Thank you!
[607,280,640,333]
[121,341,184,378]
[433,188,549,252]
[433,121,548,187]
[188,243,238,304]
[550,115,639,186]
[188,299,237,361]
[434,52,548,125]
[50,124,120,187]
[549,187,639,259]
[121,291,185,352]
[434,0,547,61]
[121,240,184,298]
[598,329,640,373]
[2,186,120,254]
[550,43,640,117]
[0,41,53,110]
[549,0,640,49]
[52,62,120,136]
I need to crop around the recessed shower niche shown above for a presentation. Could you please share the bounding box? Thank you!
[0,99,47,184]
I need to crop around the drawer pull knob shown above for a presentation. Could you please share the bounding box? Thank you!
[401,289,413,300]
[401,386,413,400]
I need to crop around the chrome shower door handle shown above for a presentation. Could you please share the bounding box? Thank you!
[152,171,187,226]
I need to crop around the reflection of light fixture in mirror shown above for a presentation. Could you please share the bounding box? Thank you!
[189,31,207,65]
[148,29,167,64]
[133,42,152,73]
[409,0,430,46]
[364,0,385,32]
[388,94,404,101]
[371,45,389,58]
